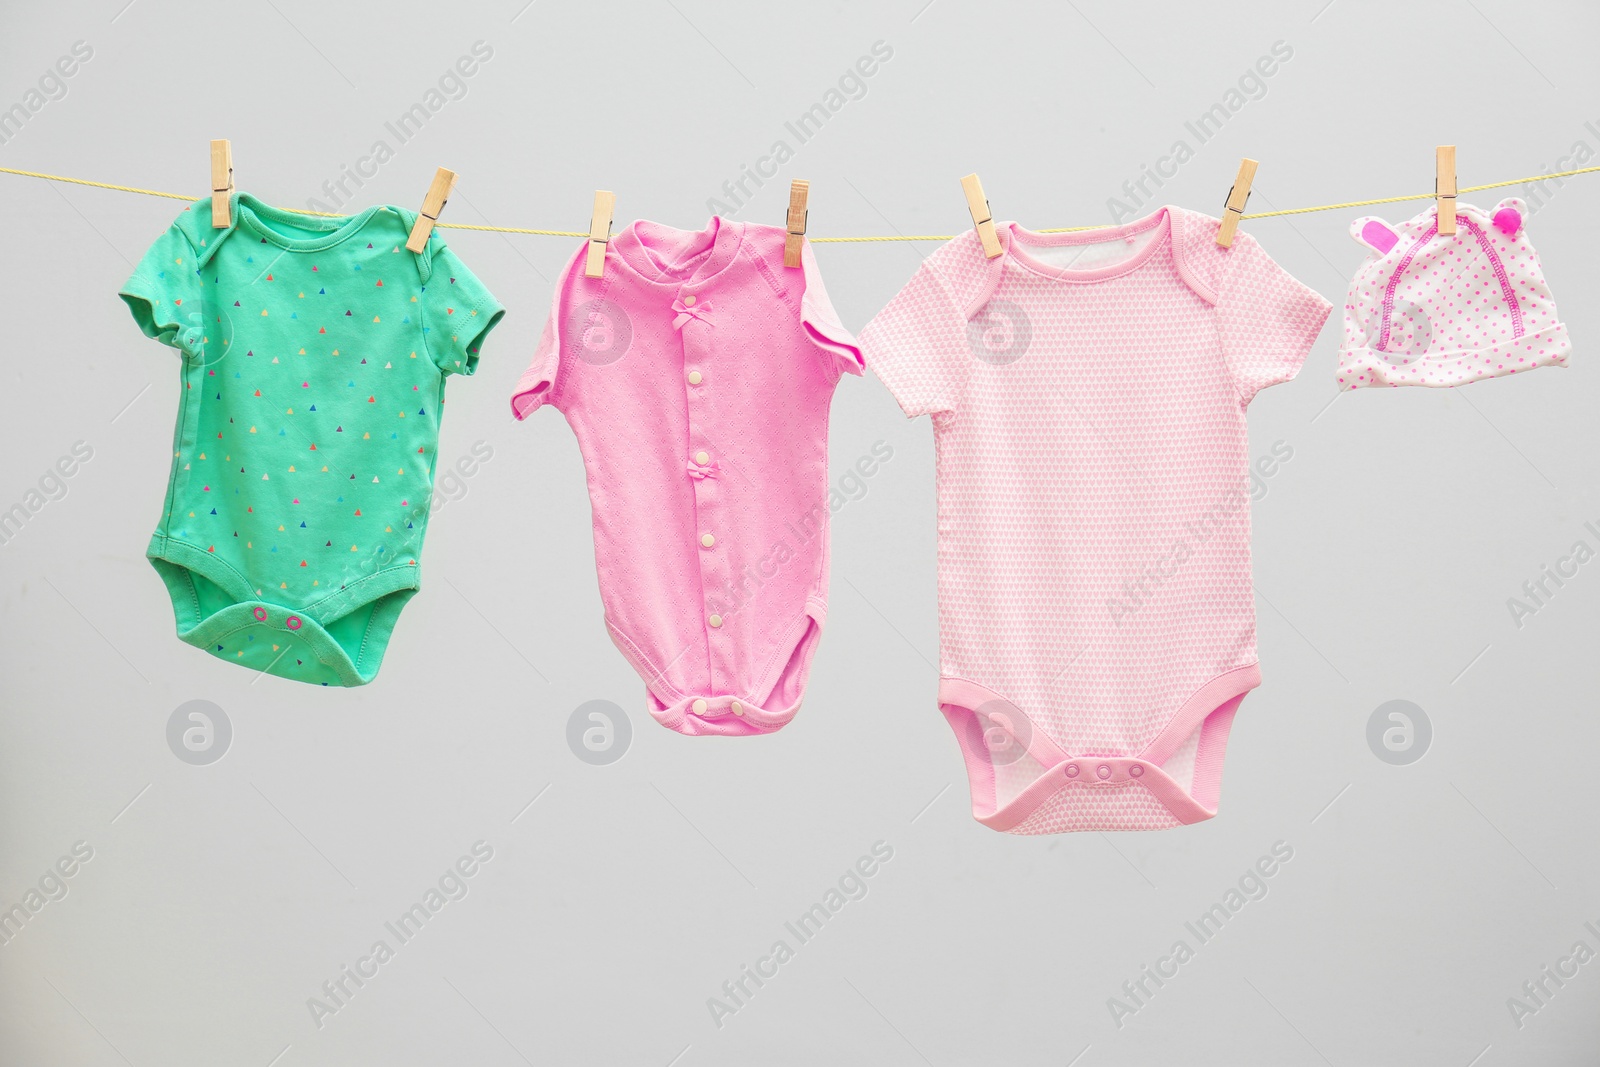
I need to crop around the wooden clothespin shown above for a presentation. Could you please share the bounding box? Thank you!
[1216,157,1258,248]
[961,173,1002,258]
[585,190,615,278]
[405,167,457,253]
[1436,145,1457,235]
[210,139,233,228]
[783,179,809,268]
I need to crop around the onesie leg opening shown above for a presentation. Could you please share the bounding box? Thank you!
[322,588,416,681]
[938,678,1068,829]
[760,611,822,713]
[1187,694,1243,813]
[151,555,237,631]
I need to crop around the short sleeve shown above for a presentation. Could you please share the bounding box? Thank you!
[857,260,973,418]
[119,222,204,356]
[1215,235,1332,405]
[798,241,862,378]
[510,246,585,420]
[510,312,561,420]
[421,245,505,376]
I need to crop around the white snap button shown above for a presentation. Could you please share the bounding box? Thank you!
[731,701,743,716]
[694,450,710,465]
[687,370,702,385]
[1097,764,1112,779]
[683,294,696,306]
[709,614,723,628]
[692,699,708,716]
[700,533,715,548]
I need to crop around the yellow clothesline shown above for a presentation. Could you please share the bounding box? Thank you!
[1,162,1596,242]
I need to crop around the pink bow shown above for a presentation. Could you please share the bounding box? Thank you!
[672,297,714,330]
[686,458,718,480]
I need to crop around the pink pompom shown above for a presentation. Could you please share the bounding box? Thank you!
[1493,207,1522,236]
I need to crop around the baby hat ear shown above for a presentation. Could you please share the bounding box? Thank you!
[1490,197,1527,237]
[1351,216,1400,254]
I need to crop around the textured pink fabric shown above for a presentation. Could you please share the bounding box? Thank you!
[511,219,861,735]
[1339,197,1570,388]
[859,207,1330,834]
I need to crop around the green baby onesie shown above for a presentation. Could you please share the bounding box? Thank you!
[120,193,503,686]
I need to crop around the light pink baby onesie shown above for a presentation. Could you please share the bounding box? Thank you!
[859,207,1330,834]
[511,218,861,735]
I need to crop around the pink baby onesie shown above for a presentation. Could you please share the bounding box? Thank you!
[859,207,1330,834]
[511,218,861,735]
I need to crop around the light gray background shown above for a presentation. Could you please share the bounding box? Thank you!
[2,1,1597,1064]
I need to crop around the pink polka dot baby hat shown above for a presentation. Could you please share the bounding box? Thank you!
[1338,197,1570,388]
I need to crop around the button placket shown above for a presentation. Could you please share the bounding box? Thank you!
[677,289,733,692]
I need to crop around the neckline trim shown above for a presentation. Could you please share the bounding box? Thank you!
[234,193,388,252]
[1001,207,1174,284]
[609,217,746,291]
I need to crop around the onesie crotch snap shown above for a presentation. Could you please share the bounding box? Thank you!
[687,696,748,719]
[663,692,785,736]
[1058,758,1150,784]
[167,596,366,688]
